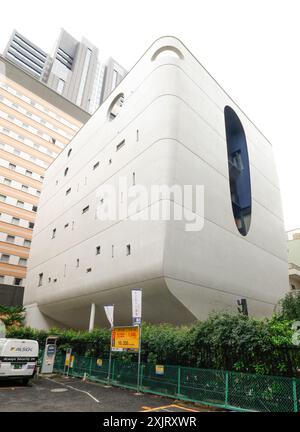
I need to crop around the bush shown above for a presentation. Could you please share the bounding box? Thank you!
[0,305,25,328]
[6,312,300,377]
[278,291,300,321]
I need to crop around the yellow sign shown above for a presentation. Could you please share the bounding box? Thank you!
[112,326,139,351]
[65,353,71,366]
[96,358,103,367]
[70,355,75,368]
[155,365,164,375]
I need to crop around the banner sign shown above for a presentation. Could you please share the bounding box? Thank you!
[132,289,142,325]
[112,326,139,352]
[104,305,114,328]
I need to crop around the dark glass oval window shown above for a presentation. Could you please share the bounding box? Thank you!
[224,106,251,236]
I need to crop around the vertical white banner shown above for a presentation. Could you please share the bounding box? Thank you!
[132,289,142,325]
[104,305,114,328]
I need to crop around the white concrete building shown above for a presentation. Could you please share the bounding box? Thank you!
[24,37,288,330]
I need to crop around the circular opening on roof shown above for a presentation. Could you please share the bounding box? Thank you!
[151,46,183,61]
[108,93,124,121]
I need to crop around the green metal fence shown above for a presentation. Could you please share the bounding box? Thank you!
[52,352,300,412]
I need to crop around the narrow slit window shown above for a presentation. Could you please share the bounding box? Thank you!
[82,205,89,214]
[116,139,125,152]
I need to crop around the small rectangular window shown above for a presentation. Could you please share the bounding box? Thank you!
[0,254,10,263]
[22,185,28,192]
[52,228,56,239]
[96,246,101,255]
[66,188,71,195]
[14,278,22,286]
[64,223,69,229]
[82,205,89,214]
[32,205,38,212]
[17,200,24,208]
[24,239,31,247]
[132,172,136,186]
[29,222,34,229]
[19,258,27,266]
[0,194,6,202]
[126,244,131,256]
[38,273,43,287]
[93,161,99,170]
[6,235,15,243]
[9,163,16,171]
[12,217,20,225]
[86,267,92,273]
[76,258,79,268]
[116,139,125,152]
[4,178,11,185]
[25,170,32,177]
[112,245,114,258]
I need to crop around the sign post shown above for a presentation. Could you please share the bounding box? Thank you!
[132,289,142,394]
[104,304,114,386]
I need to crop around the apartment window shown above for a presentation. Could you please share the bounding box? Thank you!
[0,194,6,202]
[29,222,34,229]
[67,148,72,157]
[24,239,31,247]
[116,139,125,152]
[17,200,24,208]
[1,254,10,263]
[14,278,22,286]
[22,185,28,192]
[12,217,20,225]
[32,205,38,212]
[48,277,51,283]
[96,246,101,255]
[40,176,44,181]
[53,278,57,283]
[86,267,92,273]
[52,228,56,239]
[4,178,11,185]
[126,244,131,256]
[109,158,112,165]
[6,235,15,243]
[112,245,114,258]
[132,172,136,186]
[38,273,43,287]
[64,223,69,229]
[36,190,41,196]
[57,79,65,94]
[51,138,56,145]
[9,163,16,171]
[136,129,139,141]
[64,167,69,176]
[19,258,27,266]
[82,205,89,214]
[66,188,71,196]
[93,161,99,170]
[25,170,32,177]
[76,258,79,268]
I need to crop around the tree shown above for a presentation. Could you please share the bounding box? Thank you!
[277,291,300,321]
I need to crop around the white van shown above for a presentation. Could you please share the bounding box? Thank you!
[0,338,39,385]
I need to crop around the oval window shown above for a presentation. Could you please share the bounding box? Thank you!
[224,106,251,236]
[108,93,124,121]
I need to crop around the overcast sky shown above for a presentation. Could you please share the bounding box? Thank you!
[1,0,299,231]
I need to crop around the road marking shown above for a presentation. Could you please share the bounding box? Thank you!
[141,403,199,412]
[45,378,100,403]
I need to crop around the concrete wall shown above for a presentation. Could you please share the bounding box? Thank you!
[24,36,288,329]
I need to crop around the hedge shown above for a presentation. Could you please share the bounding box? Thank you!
[6,313,300,377]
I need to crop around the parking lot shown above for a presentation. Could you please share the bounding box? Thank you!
[0,375,212,412]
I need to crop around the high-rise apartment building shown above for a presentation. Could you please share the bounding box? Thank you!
[0,54,89,306]
[4,29,127,114]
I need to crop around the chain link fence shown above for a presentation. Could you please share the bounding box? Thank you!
[50,352,300,412]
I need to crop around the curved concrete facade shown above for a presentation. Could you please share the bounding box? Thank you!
[24,37,288,329]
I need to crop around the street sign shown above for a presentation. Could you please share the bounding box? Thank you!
[155,365,165,375]
[112,326,139,352]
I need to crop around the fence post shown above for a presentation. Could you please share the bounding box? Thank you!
[177,366,181,398]
[140,364,144,390]
[112,359,115,383]
[292,378,298,413]
[89,357,93,377]
[225,371,229,407]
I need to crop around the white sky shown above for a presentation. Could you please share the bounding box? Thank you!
[1,0,299,231]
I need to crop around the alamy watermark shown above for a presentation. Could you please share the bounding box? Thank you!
[95,177,205,232]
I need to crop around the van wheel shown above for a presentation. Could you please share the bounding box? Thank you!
[21,378,30,386]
